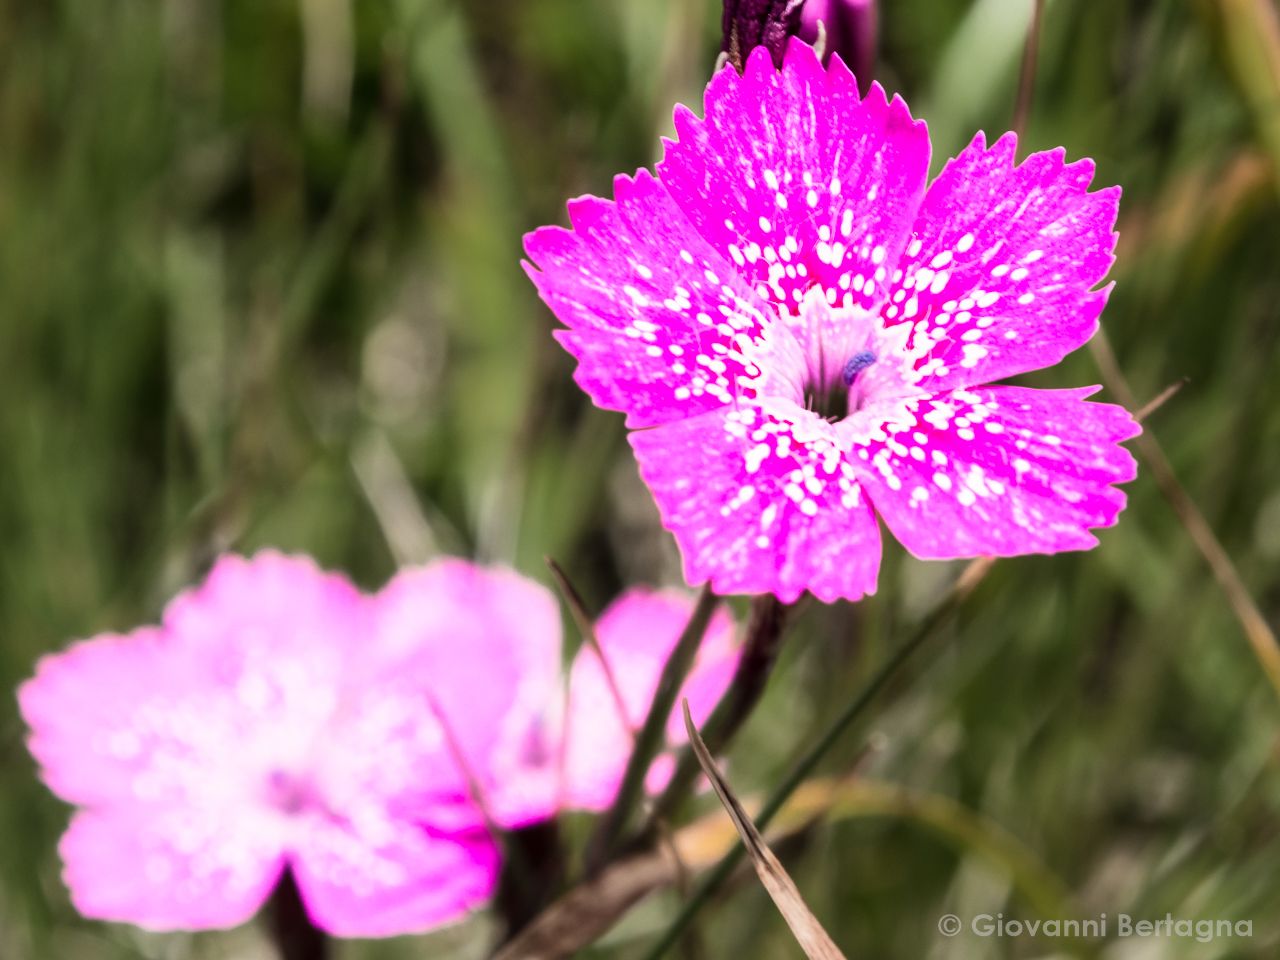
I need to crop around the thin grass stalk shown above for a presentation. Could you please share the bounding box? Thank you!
[546,557,636,741]
[646,594,792,827]
[584,586,721,873]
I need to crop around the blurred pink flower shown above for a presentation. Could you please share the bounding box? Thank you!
[19,553,740,935]
[375,564,741,822]
[524,43,1139,604]
[18,552,498,936]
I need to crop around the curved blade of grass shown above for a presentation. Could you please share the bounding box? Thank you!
[681,699,848,960]
[546,557,636,742]
[648,594,791,826]
[585,585,721,873]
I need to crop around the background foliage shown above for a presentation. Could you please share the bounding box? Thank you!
[2,0,1280,957]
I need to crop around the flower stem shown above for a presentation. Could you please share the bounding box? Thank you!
[640,559,993,960]
[268,867,329,960]
[585,585,721,874]
[493,819,568,944]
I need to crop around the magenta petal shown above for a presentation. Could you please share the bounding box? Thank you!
[19,628,211,808]
[852,386,1140,559]
[373,560,563,827]
[658,42,930,315]
[883,133,1120,392]
[163,551,368,665]
[630,409,882,602]
[559,589,739,810]
[59,807,285,931]
[524,169,772,428]
[20,552,374,813]
[289,819,498,938]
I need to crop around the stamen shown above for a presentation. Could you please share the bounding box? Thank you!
[842,350,877,385]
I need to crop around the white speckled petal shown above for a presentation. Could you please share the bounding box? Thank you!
[659,43,931,317]
[525,44,1138,602]
[882,133,1120,392]
[525,169,773,428]
[850,386,1140,559]
[631,407,881,603]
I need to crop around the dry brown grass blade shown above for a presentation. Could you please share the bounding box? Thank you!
[1091,329,1280,699]
[680,700,849,960]
[492,769,1076,960]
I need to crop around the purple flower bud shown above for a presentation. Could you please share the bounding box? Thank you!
[798,0,878,91]
[721,0,805,71]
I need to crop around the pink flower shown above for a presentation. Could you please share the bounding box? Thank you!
[18,552,498,937]
[376,564,741,821]
[523,42,1140,604]
[19,553,740,935]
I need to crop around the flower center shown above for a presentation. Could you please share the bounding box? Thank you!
[810,349,880,421]
[778,288,930,441]
[265,769,313,815]
[734,288,930,443]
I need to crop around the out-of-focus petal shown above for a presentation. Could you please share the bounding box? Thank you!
[559,588,740,810]
[163,551,368,666]
[373,560,563,827]
[20,628,212,808]
[290,818,498,938]
[59,806,285,931]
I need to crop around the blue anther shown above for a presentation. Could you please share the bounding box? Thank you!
[842,350,877,385]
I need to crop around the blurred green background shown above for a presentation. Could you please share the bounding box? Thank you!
[3,0,1280,957]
